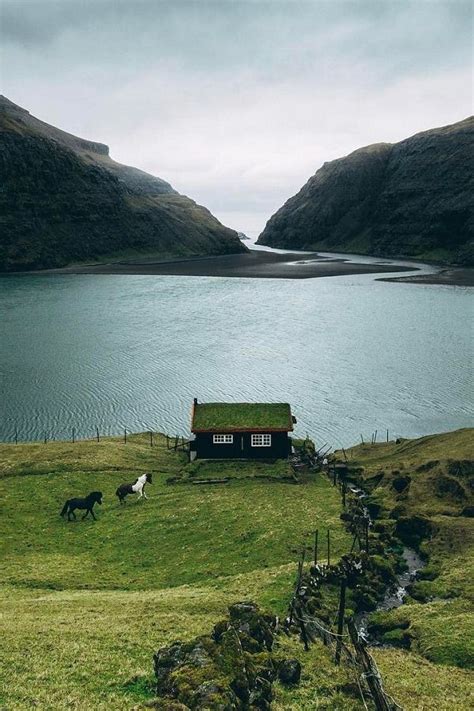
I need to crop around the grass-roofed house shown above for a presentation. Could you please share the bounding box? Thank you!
[190,399,296,460]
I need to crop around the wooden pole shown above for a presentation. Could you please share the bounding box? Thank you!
[314,529,319,566]
[347,620,393,711]
[72,427,75,444]
[96,427,100,442]
[342,447,347,461]
[374,429,377,443]
[44,432,47,444]
[335,578,347,665]
[14,428,18,445]
[124,429,127,444]
[296,601,310,651]
[166,434,169,449]
[327,528,330,566]
[386,429,389,442]
[360,434,364,444]
[150,431,153,447]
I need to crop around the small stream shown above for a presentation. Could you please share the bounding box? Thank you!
[348,485,426,641]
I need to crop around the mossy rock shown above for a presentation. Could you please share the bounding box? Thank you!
[368,610,410,635]
[435,475,466,501]
[395,515,434,548]
[381,628,412,648]
[416,564,440,581]
[369,554,397,583]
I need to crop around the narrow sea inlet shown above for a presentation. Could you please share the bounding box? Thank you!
[0,261,472,446]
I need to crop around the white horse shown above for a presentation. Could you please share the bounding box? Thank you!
[115,473,153,503]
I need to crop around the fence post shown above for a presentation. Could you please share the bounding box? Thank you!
[347,620,393,711]
[44,432,47,444]
[96,427,100,442]
[124,429,127,444]
[150,431,153,447]
[166,435,169,449]
[14,428,18,445]
[335,577,347,665]
[72,427,75,444]
[386,429,389,442]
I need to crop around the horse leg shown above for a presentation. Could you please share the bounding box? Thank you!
[91,508,97,520]
[82,509,89,520]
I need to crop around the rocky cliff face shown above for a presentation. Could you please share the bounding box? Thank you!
[257,118,474,265]
[0,96,246,271]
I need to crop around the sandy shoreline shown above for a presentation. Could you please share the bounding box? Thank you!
[378,268,474,287]
[18,250,419,280]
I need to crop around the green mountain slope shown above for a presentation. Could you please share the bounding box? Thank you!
[257,118,474,265]
[0,96,247,271]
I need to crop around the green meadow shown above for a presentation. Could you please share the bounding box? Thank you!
[1,431,473,709]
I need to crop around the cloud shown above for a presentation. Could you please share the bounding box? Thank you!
[1,0,472,235]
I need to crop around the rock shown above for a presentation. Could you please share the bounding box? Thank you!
[153,602,280,709]
[257,117,474,266]
[460,505,474,517]
[277,659,302,685]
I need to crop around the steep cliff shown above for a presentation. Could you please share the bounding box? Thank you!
[257,118,474,265]
[0,96,246,271]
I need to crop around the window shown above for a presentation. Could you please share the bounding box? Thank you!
[213,434,233,444]
[251,434,272,447]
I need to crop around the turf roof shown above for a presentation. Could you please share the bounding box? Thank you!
[191,402,293,432]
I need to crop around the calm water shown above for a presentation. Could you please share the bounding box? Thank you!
[0,258,472,447]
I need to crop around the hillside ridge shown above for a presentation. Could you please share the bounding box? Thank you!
[0,96,247,271]
[257,117,474,266]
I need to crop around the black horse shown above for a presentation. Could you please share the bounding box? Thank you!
[116,472,152,503]
[60,491,103,521]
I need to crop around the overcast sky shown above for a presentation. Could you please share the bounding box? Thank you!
[1,0,472,236]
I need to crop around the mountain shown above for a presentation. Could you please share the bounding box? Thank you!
[0,96,247,271]
[257,118,474,265]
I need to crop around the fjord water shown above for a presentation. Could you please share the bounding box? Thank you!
[0,268,472,446]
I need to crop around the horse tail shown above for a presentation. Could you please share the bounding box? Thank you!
[60,500,69,517]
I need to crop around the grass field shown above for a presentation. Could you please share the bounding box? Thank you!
[0,434,353,709]
[1,431,473,710]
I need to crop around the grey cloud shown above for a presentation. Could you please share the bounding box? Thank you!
[0,0,472,235]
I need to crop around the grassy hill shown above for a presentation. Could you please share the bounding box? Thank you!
[0,431,473,709]
[337,429,474,697]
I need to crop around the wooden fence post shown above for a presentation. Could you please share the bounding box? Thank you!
[124,429,127,444]
[335,577,347,665]
[386,429,389,442]
[150,431,153,447]
[96,427,100,442]
[14,428,18,445]
[72,427,75,444]
[347,620,393,711]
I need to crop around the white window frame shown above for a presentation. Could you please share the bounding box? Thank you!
[213,434,233,444]
[251,433,272,447]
